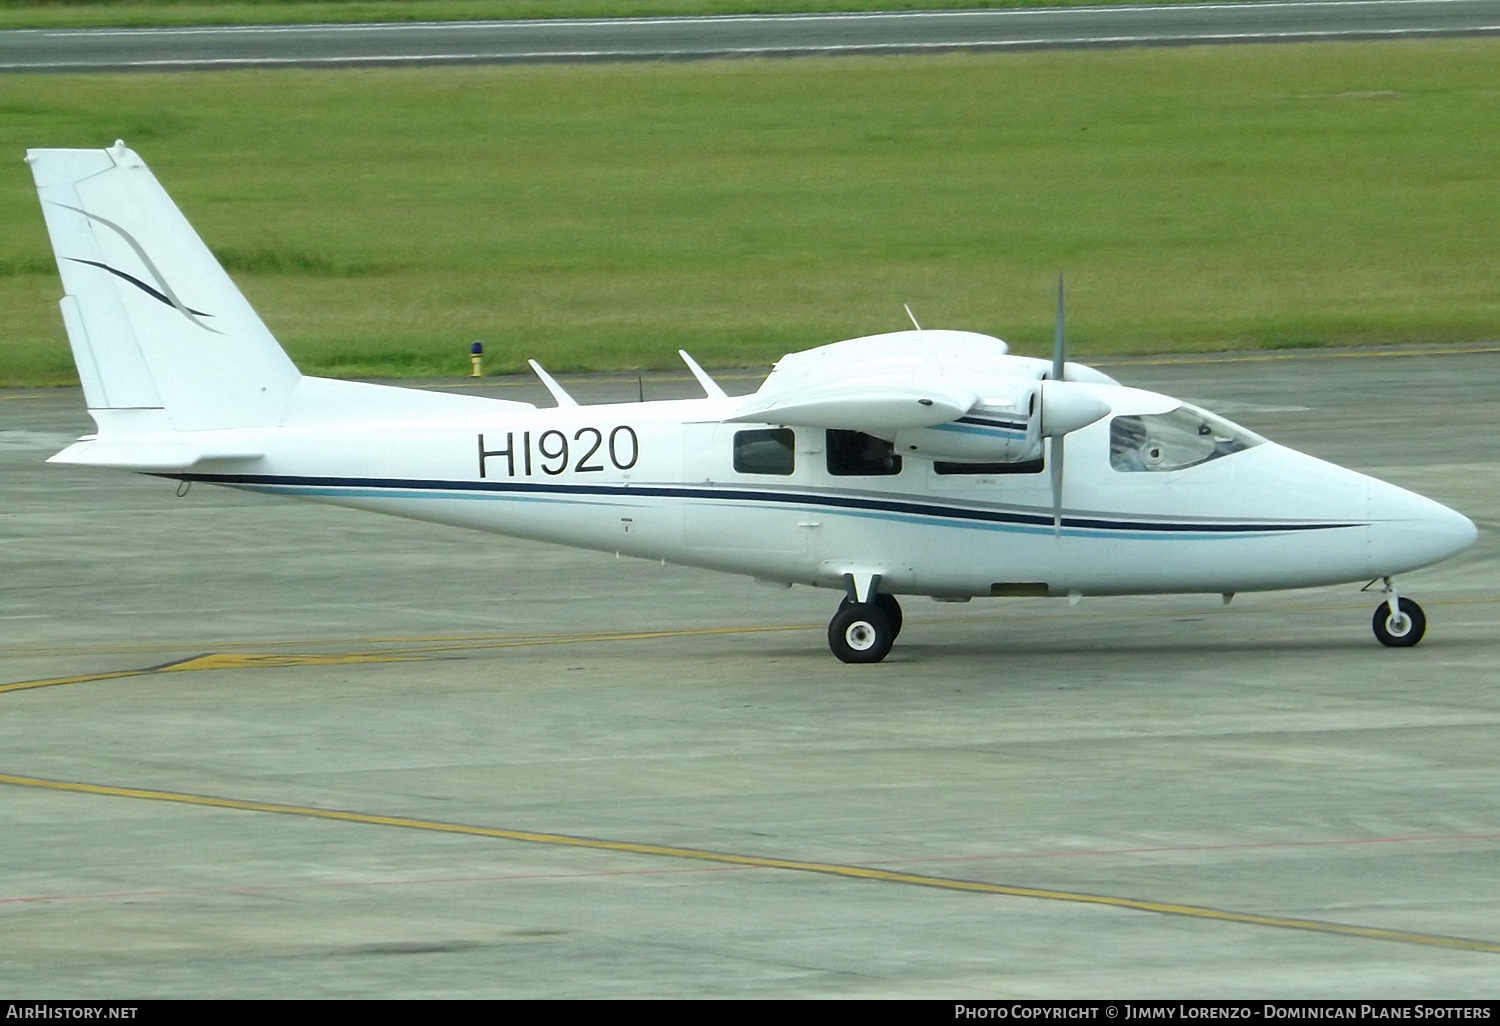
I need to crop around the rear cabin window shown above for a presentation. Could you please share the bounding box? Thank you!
[933,458,1045,476]
[826,430,902,477]
[733,428,795,475]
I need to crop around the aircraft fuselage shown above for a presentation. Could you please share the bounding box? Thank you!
[172,382,1475,602]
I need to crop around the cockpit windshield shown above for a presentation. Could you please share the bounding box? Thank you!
[1109,404,1264,473]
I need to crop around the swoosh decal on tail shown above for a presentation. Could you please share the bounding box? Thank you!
[54,201,221,334]
[67,258,212,317]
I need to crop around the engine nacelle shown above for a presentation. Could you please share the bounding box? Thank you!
[892,407,1043,463]
[890,379,1110,462]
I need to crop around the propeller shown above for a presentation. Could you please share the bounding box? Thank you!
[1038,276,1109,536]
[1052,273,1066,382]
[1050,274,1066,535]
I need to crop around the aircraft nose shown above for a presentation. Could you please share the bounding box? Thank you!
[1367,480,1478,574]
[1439,504,1479,559]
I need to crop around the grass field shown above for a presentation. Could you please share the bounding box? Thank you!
[4,40,1499,382]
[0,0,1213,31]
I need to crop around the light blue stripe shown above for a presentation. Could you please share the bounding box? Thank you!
[244,483,1295,541]
[240,484,630,508]
[931,422,1027,439]
[827,506,1283,540]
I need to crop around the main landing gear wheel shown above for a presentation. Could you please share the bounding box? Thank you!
[1373,597,1426,648]
[840,593,903,640]
[829,602,896,664]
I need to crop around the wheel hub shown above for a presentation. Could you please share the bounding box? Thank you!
[844,621,876,651]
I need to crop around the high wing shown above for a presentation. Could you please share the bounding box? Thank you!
[728,374,980,432]
[726,329,1116,464]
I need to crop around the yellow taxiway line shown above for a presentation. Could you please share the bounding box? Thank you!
[0,665,174,695]
[5,593,1498,696]
[0,622,816,695]
[1,771,1496,956]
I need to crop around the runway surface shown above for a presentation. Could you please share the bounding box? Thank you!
[2,347,1498,997]
[4,0,1500,70]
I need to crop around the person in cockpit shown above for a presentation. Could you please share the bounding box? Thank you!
[1110,415,1150,472]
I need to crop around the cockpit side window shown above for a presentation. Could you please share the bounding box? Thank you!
[1110,405,1263,473]
[826,430,902,477]
[733,428,795,475]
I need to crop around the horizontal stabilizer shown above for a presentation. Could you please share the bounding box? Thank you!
[48,438,262,471]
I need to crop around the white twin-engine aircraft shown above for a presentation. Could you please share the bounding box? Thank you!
[27,143,1477,662]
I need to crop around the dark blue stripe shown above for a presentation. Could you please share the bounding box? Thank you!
[957,415,1028,430]
[169,471,1365,536]
[68,258,211,317]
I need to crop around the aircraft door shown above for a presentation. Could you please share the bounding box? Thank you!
[682,425,819,570]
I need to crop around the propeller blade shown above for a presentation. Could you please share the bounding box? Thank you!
[1052,273,1066,381]
[1050,276,1068,535]
[1051,435,1064,536]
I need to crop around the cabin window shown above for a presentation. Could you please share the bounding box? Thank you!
[826,430,902,477]
[934,458,1044,476]
[1110,405,1264,473]
[733,428,795,475]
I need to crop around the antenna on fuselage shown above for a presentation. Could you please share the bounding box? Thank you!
[904,303,922,331]
[678,349,728,399]
[528,359,579,408]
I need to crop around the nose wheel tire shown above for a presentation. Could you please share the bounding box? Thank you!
[829,603,896,663]
[1373,597,1426,648]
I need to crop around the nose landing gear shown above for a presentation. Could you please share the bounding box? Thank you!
[1371,577,1427,647]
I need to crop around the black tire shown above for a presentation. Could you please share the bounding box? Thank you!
[1372,598,1426,648]
[841,593,903,640]
[828,603,895,664]
[874,593,903,640]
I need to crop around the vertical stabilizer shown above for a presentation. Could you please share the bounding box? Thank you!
[27,142,301,431]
